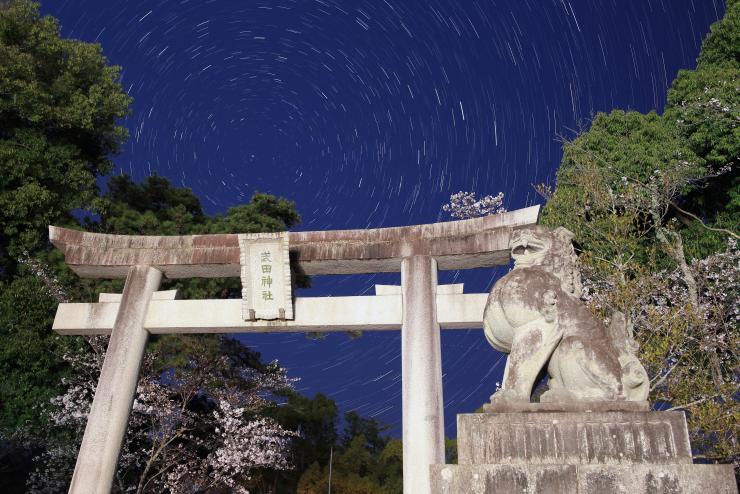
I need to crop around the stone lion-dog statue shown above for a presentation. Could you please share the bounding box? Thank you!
[483,225,649,407]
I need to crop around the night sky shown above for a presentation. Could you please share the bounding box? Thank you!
[42,0,723,436]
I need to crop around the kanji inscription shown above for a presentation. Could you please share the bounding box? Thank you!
[238,232,293,320]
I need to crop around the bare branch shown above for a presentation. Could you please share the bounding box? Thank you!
[664,396,716,412]
[669,201,740,240]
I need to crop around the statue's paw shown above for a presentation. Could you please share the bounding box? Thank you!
[483,389,529,412]
[489,389,527,404]
[540,388,576,404]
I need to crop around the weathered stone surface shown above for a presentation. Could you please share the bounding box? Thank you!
[483,225,649,406]
[483,400,650,413]
[457,412,693,465]
[97,289,177,302]
[53,292,491,335]
[48,205,539,278]
[577,464,738,493]
[430,464,738,494]
[435,402,737,493]
[430,464,578,494]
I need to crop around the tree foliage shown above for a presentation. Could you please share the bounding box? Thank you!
[0,274,80,430]
[542,110,704,278]
[0,0,132,434]
[664,0,740,259]
[263,396,404,493]
[97,174,300,237]
[695,0,739,71]
[296,427,402,494]
[0,0,131,273]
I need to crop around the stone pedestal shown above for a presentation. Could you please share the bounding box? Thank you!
[431,409,737,494]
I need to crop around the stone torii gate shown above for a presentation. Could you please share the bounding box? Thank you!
[49,205,539,494]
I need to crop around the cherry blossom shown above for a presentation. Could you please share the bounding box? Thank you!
[28,337,298,493]
[442,191,506,219]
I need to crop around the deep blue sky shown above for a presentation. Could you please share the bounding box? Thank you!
[43,0,723,436]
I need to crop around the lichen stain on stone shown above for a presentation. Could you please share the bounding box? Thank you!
[645,470,681,494]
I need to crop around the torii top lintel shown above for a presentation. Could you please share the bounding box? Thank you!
[49,205,540,279]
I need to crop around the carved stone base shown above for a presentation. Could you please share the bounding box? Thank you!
[482,400,650,413]
[458,411,690,465]
[431,411,738,494]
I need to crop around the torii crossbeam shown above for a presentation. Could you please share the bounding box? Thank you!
[49,205,539,494]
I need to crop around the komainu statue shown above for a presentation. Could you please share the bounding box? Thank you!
[483,226,649,406]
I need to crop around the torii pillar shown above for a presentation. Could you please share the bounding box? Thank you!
[49,205,540,494]
[402,255,444,493]
[69,266,162,492]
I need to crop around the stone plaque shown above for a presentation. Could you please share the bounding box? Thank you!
[238,232,293,321]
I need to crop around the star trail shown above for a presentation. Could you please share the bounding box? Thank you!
[43,0,723,436]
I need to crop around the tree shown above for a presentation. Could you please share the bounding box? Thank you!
[578,240,739,463]
[693,0,739,70]
[96,174,300,238]
[340,411,389,456]
[541,110,706,280]
[297,441,399,494]
[0,0,131,437]
[295,411,402,494]
[0,274,80,430]
[540,2,739,467]
[261,392,339,490]
[298,461,388,494]
[27,336,298,493]
[663,0,739,260]
[0,0,131,276]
